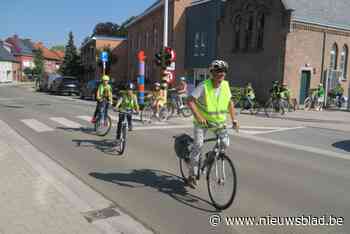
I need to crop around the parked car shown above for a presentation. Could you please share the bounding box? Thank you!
[80,79,119,101]
[50,76,80,96]
[47,74,61,92]
[80,79,99,100]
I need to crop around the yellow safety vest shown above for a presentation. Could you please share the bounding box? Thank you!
[194,79,231,126]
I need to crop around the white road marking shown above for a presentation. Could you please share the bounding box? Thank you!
[50,117,82,128]
[21,119,54,133]
[134,124,193,131]
[231,131,350,161]
[76,115,91,122]
[253,126,305,135]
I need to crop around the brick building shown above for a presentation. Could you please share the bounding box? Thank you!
[218,0,350,103]
[80,36,126,83]
[125,0,192,87]
[110,40,128,85]
[33,42,64,74]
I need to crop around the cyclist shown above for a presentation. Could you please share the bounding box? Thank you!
[176,77,188,107]
[280,83,291,103]
[187,60,238,188]
[147,82,166,118]
[270,80,281,99]
[91,75,113,124]
[316,83,325,111]
[244,82,255,109]
[115,83,139,139]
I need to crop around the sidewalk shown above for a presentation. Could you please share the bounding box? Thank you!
[0,119,153,234]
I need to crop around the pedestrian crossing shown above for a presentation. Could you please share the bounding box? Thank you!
[18,115,302,135]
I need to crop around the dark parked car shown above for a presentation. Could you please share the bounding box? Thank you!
[80,79,99,100]
[81,79,120,101]
[50,76,80,96]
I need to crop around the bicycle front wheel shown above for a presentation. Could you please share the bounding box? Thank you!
[116,125,127,155]
[95,115,112,136]
[207,154,237,210]
[181,106,192,118]
[264,100,274,117]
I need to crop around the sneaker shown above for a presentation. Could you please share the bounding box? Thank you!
[91,117,96,124]
[128,127,133,131]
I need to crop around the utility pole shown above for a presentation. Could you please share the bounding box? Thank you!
[163,0,169,48]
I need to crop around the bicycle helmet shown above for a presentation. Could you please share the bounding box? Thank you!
[209,60,228,73]
[126,83,135,90]
[179,77,186,81]
[154,82,161,87]
[102,75,110,81]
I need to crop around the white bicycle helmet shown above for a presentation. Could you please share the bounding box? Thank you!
[154,82,161,87]
[209,60,228,73]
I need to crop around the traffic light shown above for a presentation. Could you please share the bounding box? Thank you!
[154,47,176,69]
[155,50,164,68]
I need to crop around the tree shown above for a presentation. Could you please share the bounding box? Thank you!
[33,48,44,78]
[92,17,135,38]
[59,31,82,79]
[50,45,65,52]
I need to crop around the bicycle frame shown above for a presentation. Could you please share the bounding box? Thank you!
[198,128,228,180]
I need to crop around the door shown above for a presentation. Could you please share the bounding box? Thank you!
[299,71,311,104]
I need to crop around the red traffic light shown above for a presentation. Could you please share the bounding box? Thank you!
[164,47,176,61]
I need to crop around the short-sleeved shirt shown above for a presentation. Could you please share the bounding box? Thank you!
[190,81,232,104]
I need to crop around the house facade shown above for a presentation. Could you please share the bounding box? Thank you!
[218,0,350,103]
[33,42,64,74]
[125,0,192,87]
[185,0,225,86]
[6,35,35,81]
[80,36,126,83]
[0,42,19,83]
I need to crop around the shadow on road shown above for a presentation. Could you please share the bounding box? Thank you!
[332,140,350,152]
[72,138,122,156]
[57,127,97,135]
[89,169,218,212]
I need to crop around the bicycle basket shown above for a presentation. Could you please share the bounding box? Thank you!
[174,134,193,160]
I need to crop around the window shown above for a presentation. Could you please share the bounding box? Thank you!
[234,16,242,50]
[257,14,265,49]
[245,14,254,50]
[201,32,207,48]
[194,32,200,48]
[194,32,200,56]
[340,45,348,80]
[330,43,338,70]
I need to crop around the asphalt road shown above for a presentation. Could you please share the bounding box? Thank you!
[0,85,349,234]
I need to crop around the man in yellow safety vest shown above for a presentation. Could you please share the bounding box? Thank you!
[187,60,239,188]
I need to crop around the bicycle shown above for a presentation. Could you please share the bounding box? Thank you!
[264,96,286,117]
[235,96,261,115]
[113,110,134,155]
[304,93,321,111]
[141,97,169,124]
[166,89,192,119]
[95,100,112,136]
[174,124,238,210]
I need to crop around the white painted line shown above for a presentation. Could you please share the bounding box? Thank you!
[254,126,305,135]
[231,131,350,161]
[76,115,91,122]
[239,130,265,135]
[50,117,82,128]
[21,119,54,133]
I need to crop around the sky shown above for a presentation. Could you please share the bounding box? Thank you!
[1,0,156,49]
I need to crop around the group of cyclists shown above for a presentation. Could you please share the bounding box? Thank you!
[89,59,238,188]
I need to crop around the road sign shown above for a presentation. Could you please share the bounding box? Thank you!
[101,51,108,62]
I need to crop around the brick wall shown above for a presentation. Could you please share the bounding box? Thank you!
[218,0,289,101]
[284,23,350,102]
